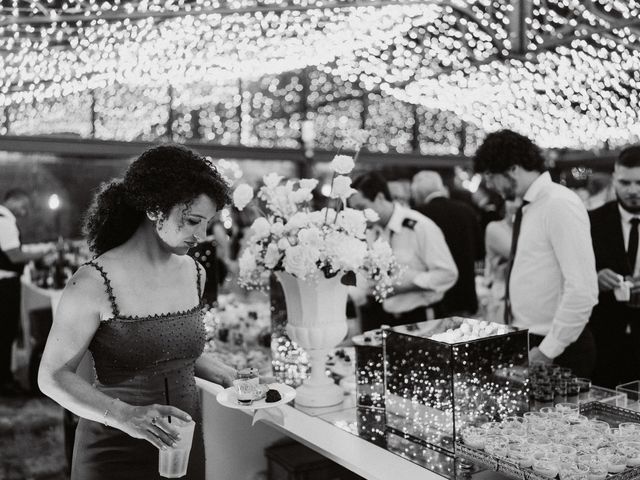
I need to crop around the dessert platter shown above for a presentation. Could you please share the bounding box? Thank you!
[216,382,296,410]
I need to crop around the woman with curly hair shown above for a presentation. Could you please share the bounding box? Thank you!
[38,145,237,480]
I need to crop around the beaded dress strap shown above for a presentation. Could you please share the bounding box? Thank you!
[85,260,120,318]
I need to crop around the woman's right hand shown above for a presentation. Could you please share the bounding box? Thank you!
[118,404,193,450]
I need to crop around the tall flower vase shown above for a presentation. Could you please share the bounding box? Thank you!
[275,271,348,407]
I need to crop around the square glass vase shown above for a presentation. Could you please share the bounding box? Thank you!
[383,317,530,454]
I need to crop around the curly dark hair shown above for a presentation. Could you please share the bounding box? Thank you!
[618,145,640,168]
[83,144,231,256]
[473,129,546,174]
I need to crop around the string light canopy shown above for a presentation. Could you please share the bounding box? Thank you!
[1,0,639,150]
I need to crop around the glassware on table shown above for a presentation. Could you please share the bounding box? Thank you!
[526,434,552,451]
[507,443,534,468]
[555,402,580,419]
[617,380,640,410]
[460,426,487,449]
[558,461,589,480]
[532,451,560,478]
[484,434,510,457]
[588,420,610,434]
[158,418,196,479]
[575,378,591,393]
[539,406,557,417]
[619,422,640,436]
[617,441,640,466]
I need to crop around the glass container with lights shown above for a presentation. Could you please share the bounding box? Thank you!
[383,317,529,454]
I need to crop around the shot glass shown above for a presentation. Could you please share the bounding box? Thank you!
[555,402,580,419]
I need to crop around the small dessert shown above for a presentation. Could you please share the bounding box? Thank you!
[265,389,282,403]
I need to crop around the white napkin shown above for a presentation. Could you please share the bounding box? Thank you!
[252,407,285,427]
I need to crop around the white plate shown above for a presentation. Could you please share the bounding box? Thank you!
[216,383,296,410]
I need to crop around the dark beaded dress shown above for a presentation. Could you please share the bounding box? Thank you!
[70,259,206,480]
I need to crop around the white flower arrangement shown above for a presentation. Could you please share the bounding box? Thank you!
[232,146,400,301]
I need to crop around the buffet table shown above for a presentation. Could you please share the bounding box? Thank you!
[196,378,506,480]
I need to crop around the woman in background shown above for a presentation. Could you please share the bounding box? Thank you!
[38,145,237,480]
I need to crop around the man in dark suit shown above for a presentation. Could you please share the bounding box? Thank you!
[411,171,482,317]
[589,146,640,388]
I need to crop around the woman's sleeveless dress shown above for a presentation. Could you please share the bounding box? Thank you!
[71,259,207,480]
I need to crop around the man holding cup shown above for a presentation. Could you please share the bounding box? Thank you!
[589,145,640,388]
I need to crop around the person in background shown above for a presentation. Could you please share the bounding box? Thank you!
[349,171,458,330]
[387,180,411,206]
[38,145,237,480]
[589,146,640,388]
[411,171,482,317]
[0,188,50,396]
[474,130,598,378]
[584,172,615,211]
[483,199,518,323]
[188,221,230,308]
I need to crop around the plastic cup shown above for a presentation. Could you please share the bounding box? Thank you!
[158,418,196,479]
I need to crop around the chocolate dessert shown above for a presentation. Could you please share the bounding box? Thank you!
[265,389,282,403]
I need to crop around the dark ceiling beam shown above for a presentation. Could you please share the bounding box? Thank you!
[0,134,471,168]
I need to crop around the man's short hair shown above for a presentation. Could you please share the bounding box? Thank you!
[617,145,640,169]
[4,188,30,202]
[473,129,546,174]
[351,171,392,202]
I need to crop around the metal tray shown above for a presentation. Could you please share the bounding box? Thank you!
[456,401,640,480]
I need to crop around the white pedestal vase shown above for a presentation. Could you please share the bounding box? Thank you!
[275,271,348,408]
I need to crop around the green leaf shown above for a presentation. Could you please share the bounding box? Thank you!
[341,271,357,286]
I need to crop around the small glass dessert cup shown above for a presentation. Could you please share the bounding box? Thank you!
[524,411,545,425]
[559,462,589,480]
[619,422,640,436]
[617,441,640,467]
[588,420,610,434]
[532,451,560,479]
[539,406,563,420]
[596,449,627,473]
[550,444,577,460]
[576,455,608,480]
[526,434,553,452]
[484,434,510,458]
[555,402,580,419]
[460,426,486,450]
[507,443,533,468]
[480,421,503,435]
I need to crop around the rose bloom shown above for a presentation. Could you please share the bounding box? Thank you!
[233,184,254,210]
[238,250,257,275]
[298,227,323,248]
[330,155,355,175]
[299,179,319,190]
[250,217,271,239]
[283,245,320,279]
[364,208,379,223]
[330,175,356,201]
[337,209,367,238]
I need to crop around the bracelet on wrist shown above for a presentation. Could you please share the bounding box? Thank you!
[103,398,121,427]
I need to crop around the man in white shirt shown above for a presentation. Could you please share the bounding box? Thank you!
[0,189,47,396]
[349,172,458,330]
[474,130,599,377]
[589,146,640,388]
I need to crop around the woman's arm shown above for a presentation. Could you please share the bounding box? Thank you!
[193,263,237,387]
[38,265,189,449]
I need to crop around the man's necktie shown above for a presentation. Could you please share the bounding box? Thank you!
[628,218,640,274]
[504,200,529,324]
